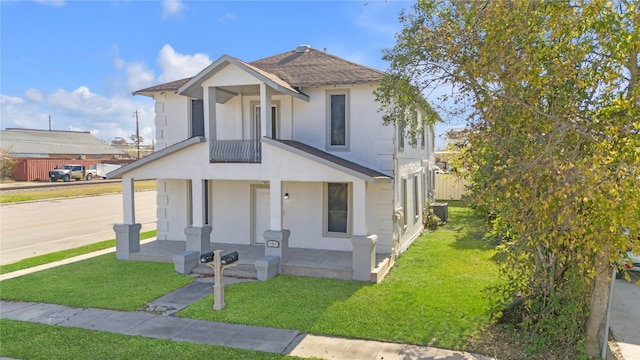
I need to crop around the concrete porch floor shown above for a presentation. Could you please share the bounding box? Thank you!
[128,240,392,281]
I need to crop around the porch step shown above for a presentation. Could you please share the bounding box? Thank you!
[192,263,258,279]
[281,264,353,281]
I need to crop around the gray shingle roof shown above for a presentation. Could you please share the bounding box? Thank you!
[267,139,392,183]
[132,77,192,96]
[0,129,124,156]
[132,46,385,95]
[250,47,384,87]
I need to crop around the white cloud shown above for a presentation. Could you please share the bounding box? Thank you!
[1,86,155,144]
[218,13,236,22]
[35,0,65,7]
[113,46,156,91]
[162,0,185,18]
[1,44,209,145]
[125,61,155,91]
[157,44,211,83]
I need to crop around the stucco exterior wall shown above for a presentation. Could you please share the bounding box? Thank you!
[291,85,394,175]
[156,179,189,241]
[153,92,189,150]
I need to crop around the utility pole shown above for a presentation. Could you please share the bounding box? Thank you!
[49,115,52,131]
[133,110,140,159]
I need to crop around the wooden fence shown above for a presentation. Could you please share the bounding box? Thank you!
[435,173,470,201]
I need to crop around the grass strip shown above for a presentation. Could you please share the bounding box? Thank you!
[0,230,157,275]
[0,252,192,311]
[0,180,156,203]
[0,319,304,360]
[180,205,499,350]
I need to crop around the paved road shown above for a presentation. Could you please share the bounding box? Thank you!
[0,191,157,265]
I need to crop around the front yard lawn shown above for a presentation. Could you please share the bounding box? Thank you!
[0,254,193,311]
[0,203,499,352]
[180,204,499,350]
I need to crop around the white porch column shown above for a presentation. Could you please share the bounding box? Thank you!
[351,180,377,281]
[123,176,135,224]
[114,176,140,260]
[351,235,378,281]
[352,180,367,235]
[263,179,290,269]
[205,86,217,140]
[259,83,272,138]
[192,179,205,227]
[269,180,283,230]
[185,179,211,253]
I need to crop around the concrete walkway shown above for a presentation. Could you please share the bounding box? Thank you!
[1,278,489,359]
[2,246,634,360]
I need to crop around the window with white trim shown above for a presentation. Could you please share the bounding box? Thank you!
[401,178,408,229]
[413,175,420,223]
[326,91,349,150]
[324,182,350,236]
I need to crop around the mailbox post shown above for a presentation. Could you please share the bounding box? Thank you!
[200,249,238,311]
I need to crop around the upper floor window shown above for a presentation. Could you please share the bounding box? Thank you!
[191,99,204,137]
[326,90,349,150]
[398,124,405,152]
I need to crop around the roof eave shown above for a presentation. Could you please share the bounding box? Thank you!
[107,136,206,179]
[178,55,309,102]
[263,138,392,184]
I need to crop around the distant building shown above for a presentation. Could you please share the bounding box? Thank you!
[0,128,124,160]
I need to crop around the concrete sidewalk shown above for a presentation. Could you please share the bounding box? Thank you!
[0,299,489,360]
[0,277,490,360]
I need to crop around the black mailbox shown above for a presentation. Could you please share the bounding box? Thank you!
[200,251,214,263]
[221,251,239,265]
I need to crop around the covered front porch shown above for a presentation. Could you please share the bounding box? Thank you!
[127,240,393,282]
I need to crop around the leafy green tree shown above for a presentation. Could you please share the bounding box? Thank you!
[0,148,18,179]
[376,0,639,357]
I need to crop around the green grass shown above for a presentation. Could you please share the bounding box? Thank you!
[0,204,499,354]
[0,180,156,203]
[180,205,499,350]
[0,319,304,360]
[0,253,193,311]
[0,230,158,275]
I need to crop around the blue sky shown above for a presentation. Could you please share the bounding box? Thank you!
[1,0,456,148]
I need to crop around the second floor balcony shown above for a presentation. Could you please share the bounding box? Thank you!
[210,139,261,163]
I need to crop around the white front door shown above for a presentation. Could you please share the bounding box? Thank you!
[253,187,270,244]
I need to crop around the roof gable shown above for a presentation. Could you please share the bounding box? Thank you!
[178,55,309,102]
[132,46,385,97]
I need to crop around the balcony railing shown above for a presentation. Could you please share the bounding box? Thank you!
[210,140,261,163]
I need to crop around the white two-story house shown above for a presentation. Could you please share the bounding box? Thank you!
[109,45,436,282]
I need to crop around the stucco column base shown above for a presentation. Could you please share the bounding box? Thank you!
[263,229,290,271]
[184,226,212,253]
[114,223,142,260]
[351,234,378,281]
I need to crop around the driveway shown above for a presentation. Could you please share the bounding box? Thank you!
[610,271,640,360]
[0,191,156,265]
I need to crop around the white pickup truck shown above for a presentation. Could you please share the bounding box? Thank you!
[49,164,97,182]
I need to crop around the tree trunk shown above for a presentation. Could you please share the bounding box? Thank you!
[585,252,612,357]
